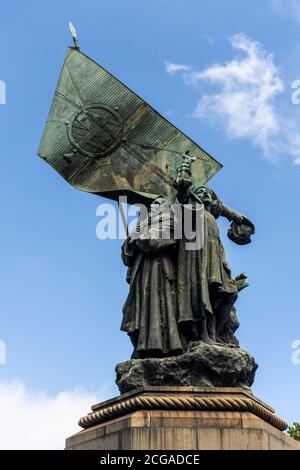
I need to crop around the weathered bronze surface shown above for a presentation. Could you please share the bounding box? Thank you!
[38,48,222,204]
[38,45,256,393]
[120,158,255,365]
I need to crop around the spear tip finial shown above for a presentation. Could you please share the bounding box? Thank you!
[69,21,79,49]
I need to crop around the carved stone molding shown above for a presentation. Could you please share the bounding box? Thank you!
[78,387,287,432]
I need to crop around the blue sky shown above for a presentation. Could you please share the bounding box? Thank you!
[0,0,300,448]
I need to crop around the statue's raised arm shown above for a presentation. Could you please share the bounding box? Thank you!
[191,187,255,246]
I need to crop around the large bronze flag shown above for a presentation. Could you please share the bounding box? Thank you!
[38,47,222,204]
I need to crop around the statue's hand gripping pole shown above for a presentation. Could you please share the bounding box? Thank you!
[174,150,196,204]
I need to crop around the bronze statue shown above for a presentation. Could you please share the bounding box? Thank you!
[121,155,255,357]
[38,39,258,392]
[121,198,183,358]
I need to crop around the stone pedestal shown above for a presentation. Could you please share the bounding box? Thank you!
[66,387,300,450]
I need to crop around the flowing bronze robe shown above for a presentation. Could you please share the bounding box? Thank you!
[177,197,238,330]
[121,203,183,356]
[121,194,238,354]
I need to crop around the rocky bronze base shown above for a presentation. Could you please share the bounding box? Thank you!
[116,342,257,394]
[66,387,300,450]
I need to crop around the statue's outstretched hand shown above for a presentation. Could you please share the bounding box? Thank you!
[234,213,253,227]
[227,212,255,245]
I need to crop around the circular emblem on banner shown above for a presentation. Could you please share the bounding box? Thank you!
[68,104,122,158]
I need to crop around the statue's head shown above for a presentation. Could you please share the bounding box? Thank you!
[192,185,214,210]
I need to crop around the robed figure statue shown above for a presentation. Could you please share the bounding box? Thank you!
[121,197,184,358]
[121,153,254,358]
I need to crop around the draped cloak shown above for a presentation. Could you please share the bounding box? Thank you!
[121,201,183,355]
[121,194,238,354]
[177,195,238,329]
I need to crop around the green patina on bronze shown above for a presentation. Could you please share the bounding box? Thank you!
[38,47,222,204]
[38,42,257,391]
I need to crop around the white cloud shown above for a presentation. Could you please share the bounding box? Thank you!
[165,33,300,164]
[0,379,103,449]
[165,61,192,75]
[189,33,284,155]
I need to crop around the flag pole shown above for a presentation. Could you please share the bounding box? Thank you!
[118,199,129,237]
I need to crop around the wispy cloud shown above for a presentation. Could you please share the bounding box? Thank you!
[188,34,284,155]
[272,0,300,23]
[203,34,214,45]
[0,379,104,449]
[165,33,300,164]
[165,61,192,75]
